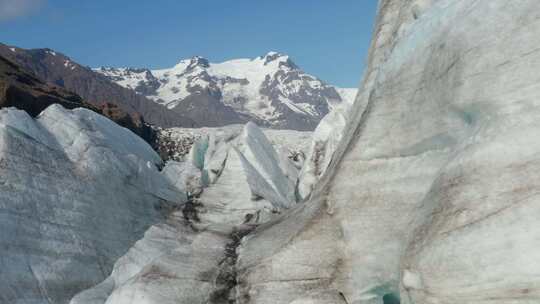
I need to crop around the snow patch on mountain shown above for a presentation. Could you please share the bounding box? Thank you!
[95,52,356,130]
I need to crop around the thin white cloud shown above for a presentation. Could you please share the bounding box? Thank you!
[0,0,45,22]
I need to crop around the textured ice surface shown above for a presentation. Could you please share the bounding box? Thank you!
[9,1,540,303]
[188,135,209,170]
[236,1,540,303]
[70,122,296,303]
[237,122,296,209]
[199,147,276,229]
[158,124,312,161]
[0,105,185,304]
[297,92,361,200]
[70,209,229,304]
[160,123,308,208]
[162,160,203,196]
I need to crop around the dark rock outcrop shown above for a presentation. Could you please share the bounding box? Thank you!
[0,54,93,115]
[0,54,156,144]
[0,44,197,129]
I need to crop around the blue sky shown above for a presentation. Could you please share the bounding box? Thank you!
[0,0,378,87]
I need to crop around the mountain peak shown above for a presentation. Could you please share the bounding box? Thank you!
[95,50,352,130]
[43,48,58,56]
[188,56,209,68]
[261,51,287,65]
[190,56,210,68]
[259,51,299,70]
[265,51,282,57]
[172,56,210,71]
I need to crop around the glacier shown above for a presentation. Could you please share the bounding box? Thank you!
[0,104,302,304]
[237,122,296,209]
[235,0,540,303]
[4,0,540,303]
[70,121,302,303]
[297,90,361,200]
[0,105,186,304]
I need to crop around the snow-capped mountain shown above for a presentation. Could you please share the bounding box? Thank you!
[0,43,197,129]
[96,52,357,130]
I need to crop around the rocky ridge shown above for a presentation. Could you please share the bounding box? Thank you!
[0,54,157,144]
[96,52,357,130]
[0,105,185,304]
[0,44,197,129]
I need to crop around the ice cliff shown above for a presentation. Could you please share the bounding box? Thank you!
[235,0,540,303]
[0,103,302,304]
[297,92,359,200]
[0,105,185,303]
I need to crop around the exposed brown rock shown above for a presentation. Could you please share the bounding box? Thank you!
[0,43,197,129]
[0,54,156,145]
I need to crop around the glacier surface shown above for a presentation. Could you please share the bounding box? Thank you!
[5,1,540,304]
[236,1,540,303]
[70,122,300,303]
[0,105,186,304]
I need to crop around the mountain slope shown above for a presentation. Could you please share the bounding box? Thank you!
[0,54,91,116]
[0,43,356,130]
[0,43,197,128]
[96,52,357,130]
[0,54,157,144]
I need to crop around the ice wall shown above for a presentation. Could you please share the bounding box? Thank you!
[236,1,540,303]
[70,122,298,304]
[297,94,360,200]
[0,105,185,304]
